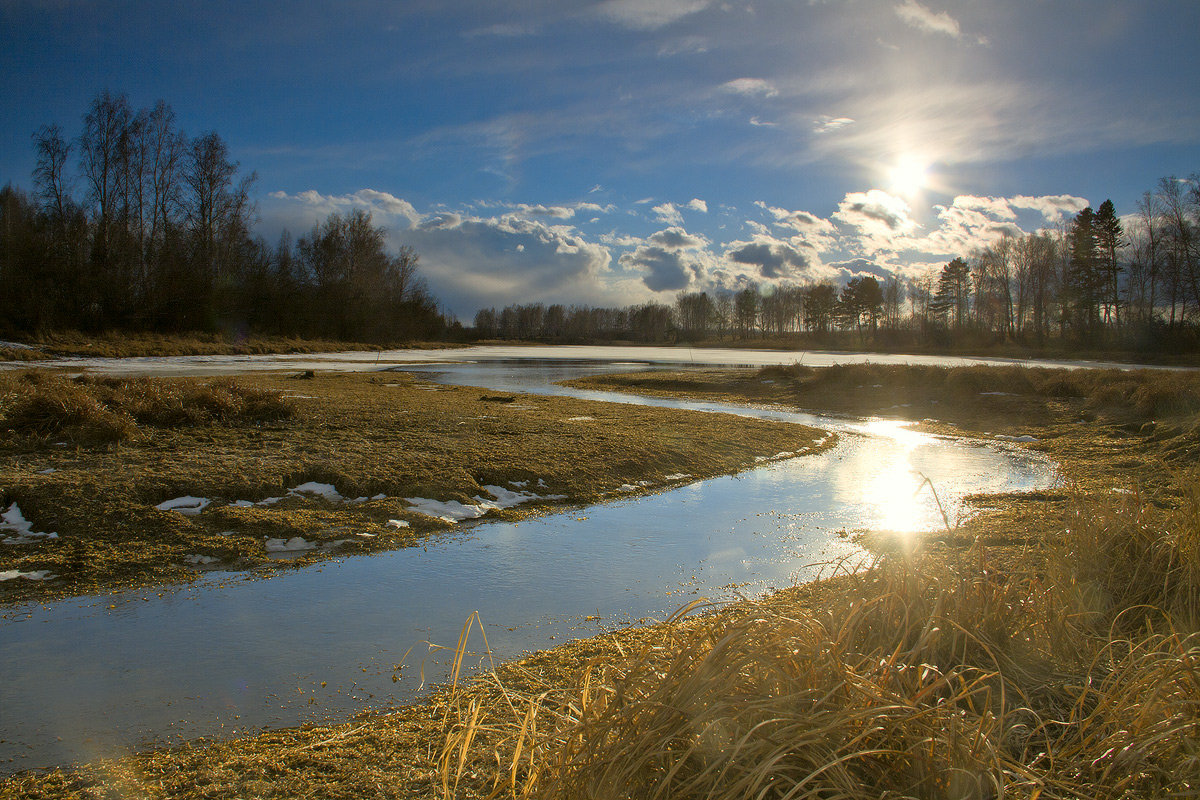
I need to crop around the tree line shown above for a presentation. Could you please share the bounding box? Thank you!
[1,91,447,342]
[475,177,1200,354]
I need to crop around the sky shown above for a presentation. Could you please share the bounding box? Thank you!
[3,1,1199,319]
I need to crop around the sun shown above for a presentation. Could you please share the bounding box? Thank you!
[888,155,930,198]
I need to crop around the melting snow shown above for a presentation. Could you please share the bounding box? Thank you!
[38,468,56,474]
[994,434,1038,442]
[155,496,211,515]
[2,503,60,544]
[404,485,567,524]
[0,569,56,581]
[566,416,595,421]
[664,473,692,481]
[184,554,219,565]
[386,519,410,529]
[289,482,343,502]
[264,536,316,552]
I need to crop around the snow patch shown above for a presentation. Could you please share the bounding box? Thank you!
[664,473,692,481]
[264,536,316,552]
[38,468,56,474]
[155,496,211,515]
[994,434,1038,443]
[0,569,56,581]
[184,554,219,565]
[404,485,567,524]
[2,503,59,544]
[386,519,410,529]
[289,482,343,502]
[566,416,596,421]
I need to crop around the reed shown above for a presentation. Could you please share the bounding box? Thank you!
[437,469,1200,799]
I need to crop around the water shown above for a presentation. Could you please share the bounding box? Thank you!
[0,359,1057,773]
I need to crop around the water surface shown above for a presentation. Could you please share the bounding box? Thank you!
[0,360,1057,773]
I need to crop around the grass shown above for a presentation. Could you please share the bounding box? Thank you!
[0,331,460,360]
[5,364,1200,798]
[0,369,825,604]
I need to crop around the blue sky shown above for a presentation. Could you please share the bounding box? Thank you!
[3,1,1199,318]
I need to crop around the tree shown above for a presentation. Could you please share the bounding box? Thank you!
[839,275,883,337]
[931,258,971,331]
[1066,206,1103,335]
[1093,199,1125,329]
[734,287,759,337]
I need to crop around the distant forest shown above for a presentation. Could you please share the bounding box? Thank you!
[0,91,448,342]
[4,93,1199,357]
[475,181,1200,356]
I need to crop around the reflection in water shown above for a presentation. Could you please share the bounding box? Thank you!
[0,361,1058,773]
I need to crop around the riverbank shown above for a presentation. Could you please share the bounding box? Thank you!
[0,369,826,604]
[4,364,1197,799]
[0,332,464,362]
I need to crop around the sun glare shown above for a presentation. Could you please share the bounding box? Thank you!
[888,155,930,198]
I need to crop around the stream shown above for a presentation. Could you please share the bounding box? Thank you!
[0,356,1058,773]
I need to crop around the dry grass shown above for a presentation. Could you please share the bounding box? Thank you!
[1,372,292,444]
[433,471,1200,799]
[0,331,461,360]
[0,369,824,604]
[6,364,1200,798]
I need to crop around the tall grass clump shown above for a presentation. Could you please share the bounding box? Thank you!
[0,371,291,444]
[437,476,1200,798]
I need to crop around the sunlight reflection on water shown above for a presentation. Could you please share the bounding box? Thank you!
[0,359,1058,773]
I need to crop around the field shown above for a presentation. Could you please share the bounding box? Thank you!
[4,363,1200,798]
[0,369,824,604]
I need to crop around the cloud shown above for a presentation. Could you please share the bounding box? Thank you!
[719,78,779,98]
[725,237,820,280]
[265,189,616,318]
[1008,194,1089,222]
[652,202,684,225]
[686,197,708,213]
[649,226,708,250]
[813,115,854,134]
[894,0,963,39]
[834,190,917,236]
[593,0,714,30]
[619,246,702,292]
[749,117,778,127]
[464,22,539,38]
[268,189,421,226]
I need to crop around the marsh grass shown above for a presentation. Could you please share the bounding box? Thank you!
[0,331,459,360]
[435,472,1200,799]
[0,370,822,603]
[1,372,292,444]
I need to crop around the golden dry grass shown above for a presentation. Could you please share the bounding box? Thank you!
[5,364,1200,799]
[0,369,825,604]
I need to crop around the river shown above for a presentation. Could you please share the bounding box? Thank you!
[0,354,1058,773]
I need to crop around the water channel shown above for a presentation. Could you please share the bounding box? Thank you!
[0,356,1058,773]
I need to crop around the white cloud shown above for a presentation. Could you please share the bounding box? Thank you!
[686,197,708,213]
[894,0,963,39]
[812,115,854,134]
[719,78,779,98]
[652,202,684,225]
[1009,194,1090,222]
[834,190,918,238]
[593,0,714,30]
[749,117,778,127]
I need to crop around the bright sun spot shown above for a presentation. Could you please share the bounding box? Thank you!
[888,156,929,198]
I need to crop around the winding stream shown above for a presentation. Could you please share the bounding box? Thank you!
[0,358,1057,773]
